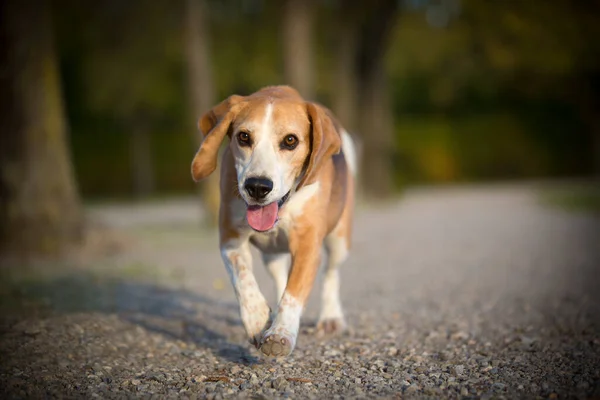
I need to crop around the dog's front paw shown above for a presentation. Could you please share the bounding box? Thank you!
[316,317,346,336]
[241,301,272,347]
[258,331,295,357]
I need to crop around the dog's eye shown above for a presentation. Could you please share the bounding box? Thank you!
[281,134,299,150]
[237,131,251,147]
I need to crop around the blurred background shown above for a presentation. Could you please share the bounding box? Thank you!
[1,3,600,397]
[1,0,599,258]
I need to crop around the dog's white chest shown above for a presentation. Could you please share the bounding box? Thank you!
[243,182,320,254]
[249,225,290,254]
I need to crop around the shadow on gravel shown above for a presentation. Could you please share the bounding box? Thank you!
[0,271,259,364]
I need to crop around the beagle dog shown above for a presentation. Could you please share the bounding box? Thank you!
[191,85,357,358]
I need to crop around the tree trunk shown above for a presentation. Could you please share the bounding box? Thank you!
[330,5,364,200]
[357,61,395,198]
[0,0,82,259]
[129,118,155,198]
[332,6,359,133]
[354,0,399,199]
[185,0,220,226]
[576,76,600,180]
[281,0,315,100]
[592,119,600,180]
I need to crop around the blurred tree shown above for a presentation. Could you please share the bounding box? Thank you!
[459,0,600,177]
[42,0,599,200]
[209,0,282,97]
[129,117,155,197]
[79,0,183,199]
[356,1,399,198]
[575,74,600,179]
[559,2,600,179]
[0,0,82,258]
[186,0,220,226]
[331,0,399,198]
[281,0,315,99]
[385,0,599,183]
[331,5,359,132]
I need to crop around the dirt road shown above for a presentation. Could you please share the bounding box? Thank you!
[1,182,599,398]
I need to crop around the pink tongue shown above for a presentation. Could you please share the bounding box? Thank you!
[246,202,279,231]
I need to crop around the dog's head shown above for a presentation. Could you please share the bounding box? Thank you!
[191,85,341,232]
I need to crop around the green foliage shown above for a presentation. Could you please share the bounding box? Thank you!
[540,185,600,214]
[388,2,597,188]
[78,1,184,120]
[71,130,195,199]
[395,113,551,185]
[52,0,599,198]
[209,0,283,98]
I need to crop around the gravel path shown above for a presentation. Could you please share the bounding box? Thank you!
[1,182,599,399]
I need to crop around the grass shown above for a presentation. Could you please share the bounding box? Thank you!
[539,183,600,213]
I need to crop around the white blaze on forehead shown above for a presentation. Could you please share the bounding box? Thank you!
[245,102,279,178]
[235,101,301,203]
[263,102,273,131]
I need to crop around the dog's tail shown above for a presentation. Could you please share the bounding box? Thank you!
[340,129,360,177]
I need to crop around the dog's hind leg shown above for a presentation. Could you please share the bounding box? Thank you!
[317,173,354,335]
[317,232,348,335]
[262,253,290,303]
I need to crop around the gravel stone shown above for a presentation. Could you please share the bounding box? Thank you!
[454,365,465,376]
[1,183,599,399]
[272,376,288,390]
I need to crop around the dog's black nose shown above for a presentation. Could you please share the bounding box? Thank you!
[244,177,273,200]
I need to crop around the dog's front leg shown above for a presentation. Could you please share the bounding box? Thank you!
[221,239,271,347]
[258,226,322,357]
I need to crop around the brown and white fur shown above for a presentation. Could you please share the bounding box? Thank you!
[191,85,357,358]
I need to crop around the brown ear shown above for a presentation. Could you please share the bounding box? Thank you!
[298,102,342,187]
[191,95,244,182]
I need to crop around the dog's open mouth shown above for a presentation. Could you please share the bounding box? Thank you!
[246,191,290,232]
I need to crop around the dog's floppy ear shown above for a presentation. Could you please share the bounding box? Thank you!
[298,102,342,188]
[191,95,244,182]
